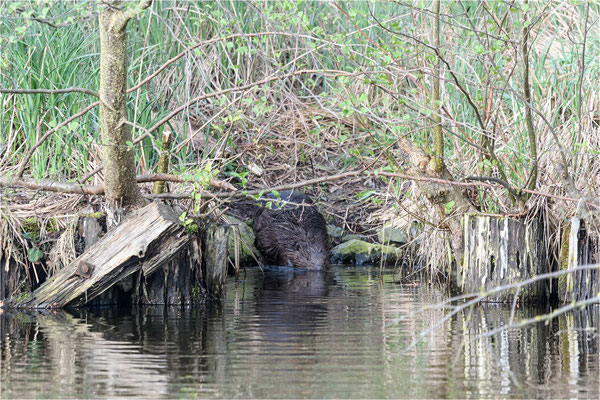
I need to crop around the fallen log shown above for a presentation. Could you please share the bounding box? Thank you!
[13,202,193,308]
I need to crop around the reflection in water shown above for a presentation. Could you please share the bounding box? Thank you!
[1,266,598,399]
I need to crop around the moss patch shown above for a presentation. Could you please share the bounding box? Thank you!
[22,217,41,239]
[83,212,106,219]
[12,291,31,304]
[226,215,259,267]
[330,239,402,266]
[557,222,572,298]
[185,223,199,234]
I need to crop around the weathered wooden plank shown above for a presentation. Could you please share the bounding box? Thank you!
[133,232,197,305]
[457,214,547,302]
[16,202,187,308]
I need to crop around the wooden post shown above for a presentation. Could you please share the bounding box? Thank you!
[457,214,547,302]
[79,216,103,249]
[558,217,599,303]
[0,256,20,303]
[202,224,230,299]
[153,130,172,195]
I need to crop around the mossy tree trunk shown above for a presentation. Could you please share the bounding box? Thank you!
[430,0,444,173]
[98,0,151,214]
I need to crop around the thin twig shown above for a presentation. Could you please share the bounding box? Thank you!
[479,295,600,338]
[81,69,358,182]
[401,263,600,352]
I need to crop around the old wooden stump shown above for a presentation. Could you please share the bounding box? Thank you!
[11,202,229,308]
[201,224,230,299]
[457,214,548,303]
[0,256,20,304]
[558,217,599,304]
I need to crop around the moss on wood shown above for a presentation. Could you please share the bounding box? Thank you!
[330,239,402,265]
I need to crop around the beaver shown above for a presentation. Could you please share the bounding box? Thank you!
[253,191,329,269]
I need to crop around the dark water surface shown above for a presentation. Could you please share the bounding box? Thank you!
[1,266,598,399]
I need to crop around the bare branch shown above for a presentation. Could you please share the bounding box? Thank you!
[115,0,152,31]
[401,263,600,352]
[0,176,103,195]
[463,175,517,197]
[366,3,514,202]
[0,173,236,196]
[81,69,361,182]
[479,295,600,338]
[0,87,99,97]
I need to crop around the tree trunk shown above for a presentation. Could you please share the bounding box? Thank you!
[558,218,599,303]
[522,0,538,193]
[98,1,147,212]
[431,0,444,173]
[13,202,193,308]
[397,137,477,265]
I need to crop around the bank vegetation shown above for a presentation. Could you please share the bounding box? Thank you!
[0,1,598,329]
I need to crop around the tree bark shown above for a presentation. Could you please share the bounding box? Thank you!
[152,130,172,194]
[522,1,538,194]
[98,1,149,210]
[13,202,192,308]
[431,0,444,173]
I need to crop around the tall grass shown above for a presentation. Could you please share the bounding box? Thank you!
[0,0,598,218]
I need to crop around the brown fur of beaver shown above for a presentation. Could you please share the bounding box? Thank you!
[253,191,329,269]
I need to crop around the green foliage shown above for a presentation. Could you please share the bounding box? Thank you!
[1,0,597,216]
[179,212,198,234]
[1,5,99,179]
[191,285,203,299]
[444,201,455,215]
[26,246,43,263]
[182,162,220,214]
[184,223,199,235]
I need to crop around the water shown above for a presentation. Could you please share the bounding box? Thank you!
[1,266,598,399]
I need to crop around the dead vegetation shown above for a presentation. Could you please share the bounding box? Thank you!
[1,1,599,295]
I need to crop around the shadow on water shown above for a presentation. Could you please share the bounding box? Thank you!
[1,266,598,399]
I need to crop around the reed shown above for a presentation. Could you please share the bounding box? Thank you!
[0,0,598,238]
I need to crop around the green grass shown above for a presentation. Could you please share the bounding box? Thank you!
[0,0,598,215]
